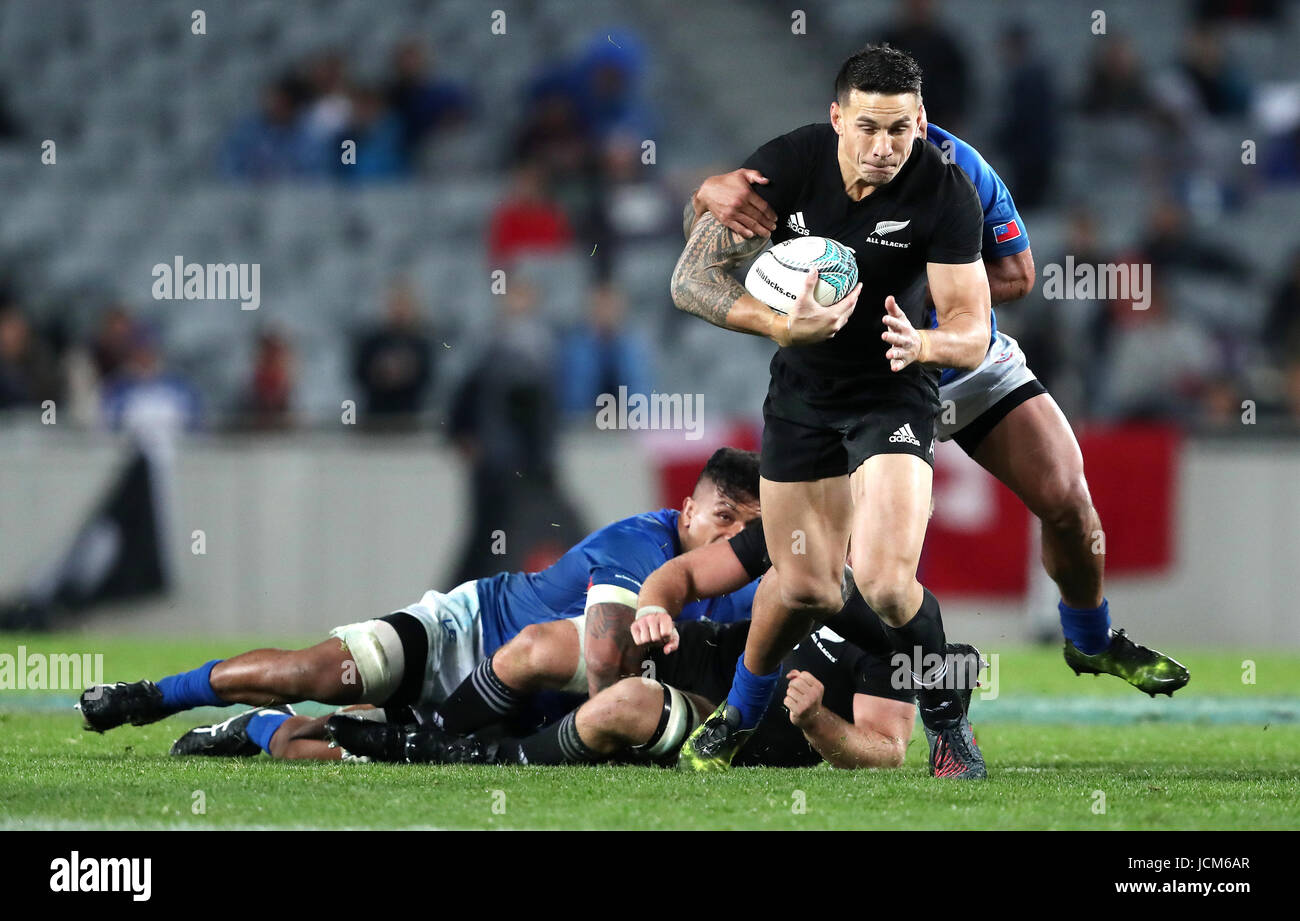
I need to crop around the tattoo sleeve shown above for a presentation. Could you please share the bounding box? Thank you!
[682,194,699,240]
[669,211,769,332]
[585,602,638,695]
[586,602,634,642]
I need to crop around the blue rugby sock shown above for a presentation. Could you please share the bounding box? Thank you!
[724,654,780,730]
[245,710,292,754]
[155,660,225,712]
[1059,598,1111,655]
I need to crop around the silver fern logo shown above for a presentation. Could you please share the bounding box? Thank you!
[871,219,910,236]
[866,219,911,248]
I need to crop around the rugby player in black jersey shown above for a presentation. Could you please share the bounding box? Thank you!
[669,44,991,776]
[323,519,984,772]
[690,115,1189,702]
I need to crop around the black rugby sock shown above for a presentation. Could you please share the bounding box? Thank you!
[435,658,522,735]
[883,588,965,730]
[512,711,604,766]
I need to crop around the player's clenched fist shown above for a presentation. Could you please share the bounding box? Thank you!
[630,609,679,654]
[880,295,929,371]
[784,669,826,728]
[776,271,861,348]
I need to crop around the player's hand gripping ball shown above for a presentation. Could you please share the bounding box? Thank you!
[744,236,859,314]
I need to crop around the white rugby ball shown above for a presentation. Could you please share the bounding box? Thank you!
[744,236,859,314]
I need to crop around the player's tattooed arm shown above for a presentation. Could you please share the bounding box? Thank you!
[670,212,780,339]
[584,602,639,696]
[682,194,702,240]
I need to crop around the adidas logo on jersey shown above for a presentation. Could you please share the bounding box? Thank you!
[888,423,922,446]
[786,211,810,235]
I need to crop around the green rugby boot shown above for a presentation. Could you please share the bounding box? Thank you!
[1064,628,1189,697]
[676,702,753,772]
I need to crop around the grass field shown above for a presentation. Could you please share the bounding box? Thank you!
[2,633,1298,830]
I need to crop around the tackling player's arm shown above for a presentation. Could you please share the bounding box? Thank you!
[686,169,777,239]
[985,248,1035,304]
[631,537,753,653]
[785,672,911,769]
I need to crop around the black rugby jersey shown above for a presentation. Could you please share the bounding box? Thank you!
[742,123,983,404]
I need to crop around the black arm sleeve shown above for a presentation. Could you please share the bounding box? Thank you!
[727,518,771,581]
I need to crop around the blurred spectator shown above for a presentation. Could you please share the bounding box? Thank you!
[101,325,201,436]
[879,0,972,132]
[240,329,296,430]
[0,302,60,410]
[448,281,584,582]
[512,78,594,179]
[90,304,136,383]
[301,50,353,145]
[351,281,434,428]
[993,24,1059,210]
[559,283,654,417]
[1176,25,1251,118]
[387,40,471,158]
[1262,247,1300,366]
[335,85,409,182]
[1079,35,1150,116]
[222,77,327,180]
[487,162,575,265]
[568,30,654,143]
[451,280,557,470]
[597,130,676,240]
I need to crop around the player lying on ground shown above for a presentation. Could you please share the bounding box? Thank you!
[671,44,992,776]
[322,598,983,770]
[322,519,984,769]
[690,99,1188,699]
[76,449,762,759]
[175,517,984,768]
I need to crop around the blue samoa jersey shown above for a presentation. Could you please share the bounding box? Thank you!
[923,123,1031,384]
[475,508,759,656]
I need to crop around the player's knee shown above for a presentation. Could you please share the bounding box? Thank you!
[492,625,555,691]
[584,677,659,742]
[854,571,914,620]
[778,573,843,618]
[1036,472,1094,535]
[514,624,553,678]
